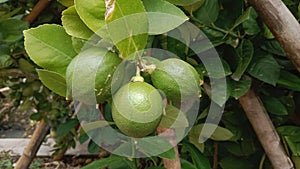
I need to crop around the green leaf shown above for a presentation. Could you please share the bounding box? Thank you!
[0,19,29,42]
[105,0,148,59]
[36,69,67,97]
[137,136,174,157]
[180,158,197,169]
[231,7,257,30]
[57,0,74,7]
[0,0,9,3]
[190,123,234,143]
[261,95,289,116]
[81,155,132,169]
[261,40,286,56]
[196,58,232,79]
[229,79,251,99]
[231,40,254,81]
[159,104,189,128]
[62,6,93,39]
[24,24,77,76]
[0,54,13,69]
[29,112,42,121]
[143,0,188,35]
[247,55,280,85]
[158,147,176,160]
[182,142,211,169]
[166,0,202,6]
[193,0,219,25]
[88,140,100,153]
[220,156,254,169]
[81,120,109,133]
[74,0,106,33]
[145,167,166,169]
[242,18,260,35]
[56,118,78,137]
[277,70,300,91]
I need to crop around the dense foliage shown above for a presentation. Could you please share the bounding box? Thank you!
[1,0,300,168]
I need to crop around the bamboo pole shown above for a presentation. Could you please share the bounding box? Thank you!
[239,89,294,169]
[248,0,300,72]
[14,119,50,169]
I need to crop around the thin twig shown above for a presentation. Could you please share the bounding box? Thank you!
[23,0,52,23]
[213,141,218,169]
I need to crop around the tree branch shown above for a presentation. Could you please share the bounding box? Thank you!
[23,0,52,23]
[239,89,294,169]
[248,0,300,72]
[156,126,181,169]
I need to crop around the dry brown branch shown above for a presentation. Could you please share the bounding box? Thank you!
[156,126,181,169]
[23,0,52,23]
[239,89,294,169]
[248,0,300,72]
[14,119,50,169]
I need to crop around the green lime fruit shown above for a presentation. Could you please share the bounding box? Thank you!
[66,47,122,103]
[112,81,163,138]
[151,58,201,103]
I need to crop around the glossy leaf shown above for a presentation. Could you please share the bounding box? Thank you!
[182,142,211,169]
[180,158,198,169]
[88,140,100,153]
[261,95,289,116]
[62,6,93,39]
[159,104,189,128]
[247,55,280,85]
[166,0,202,6]
[57,0,74,7]
[105,0,148,59]
[143,0,188,35]
[231,40,254,81]
[242,18,260,35]
[196,58,232,79]
[220,156,254,169]
[74,0,106,33]
[190,123,234,143]
[229,79,251,99]
[0,54,13,69]
[158,147,176,160]
[24,24,77,76]
[261,40,286,56]
[193,0,219,25]
[231,7,257,30]
[0,19,29,42]
[56,118,78,137]
[36,69,67,97]
[277,70,300,91]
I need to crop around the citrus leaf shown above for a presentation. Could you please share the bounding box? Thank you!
[182,142,211,169]
[81,155,132,169]
[105,0,148,59]
[0,18,29,42]
[57,0,74,7]
[88,140,100,153]
[231,40,254,81]
[0,54,13,69]
[231,7,257,30]
[80,120,109,133]
[159,104,189,128]
[143,0,188,35]
[180,158,198,169]
[229,79,251,99]
[62,6,93,39]
[277,70,300,91]
[193,0,219,25]
[24,24,77,76]
[166,0,202,6]
[261,40,286,56]
[56,118,78,137]
[220,156,254,169]
[247,55,280,85]
[74,0,106,33]
[36,69,67,97]
[158,147,176,160]
[261,95,289,116]
[190,123,234,142]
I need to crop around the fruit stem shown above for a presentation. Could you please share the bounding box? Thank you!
[131,66,144,82]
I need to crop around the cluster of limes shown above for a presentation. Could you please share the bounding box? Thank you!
[67,48,201,138]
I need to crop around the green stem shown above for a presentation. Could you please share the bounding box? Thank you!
[132,158,139,169]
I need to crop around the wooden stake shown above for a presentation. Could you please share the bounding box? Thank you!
[239,89,294,169]
[23,0,52,23]
[248,0,300,72]
[14,119,50,169]
[156,126,181,169]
